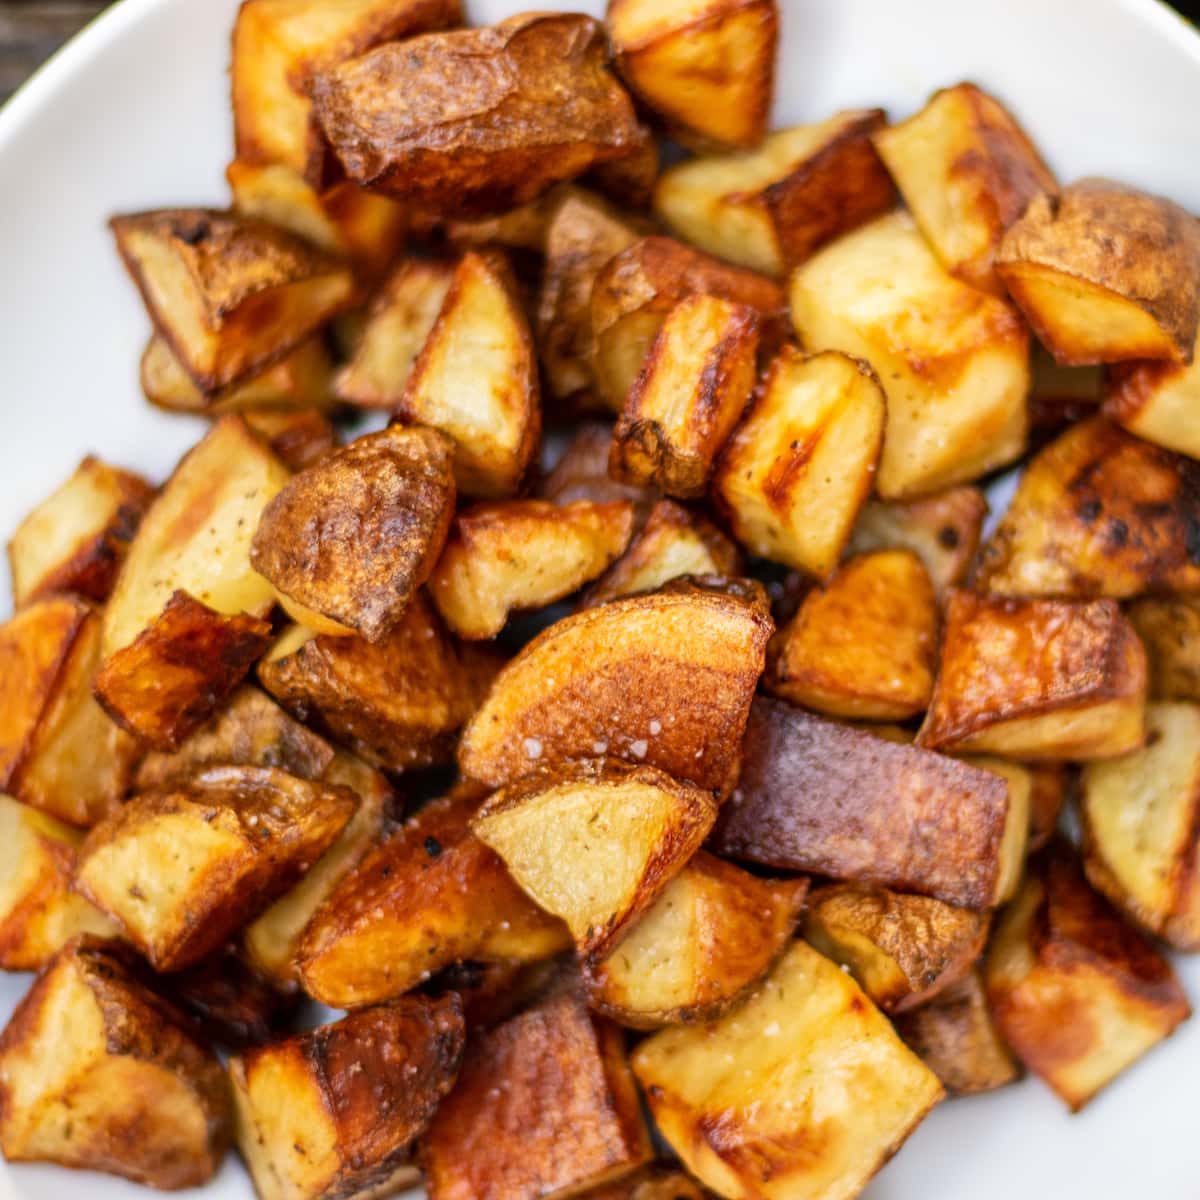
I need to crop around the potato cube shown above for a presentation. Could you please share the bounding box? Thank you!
[632,940,943,1200]
[0,937,230,1188]
[789,210,1029,498]
[1127,594,1200,700]
[539,422,657,516]
[1105,329,1200,459]
[918,590,1147,759]
[713,348,884,577]
[243,407,337,472]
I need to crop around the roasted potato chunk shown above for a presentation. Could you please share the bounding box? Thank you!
[243,407,337,472]
[711,699,1025,909]
[872,83,1057,293]
[1127,594,1200,700]
[430,499,635,639]
[767,550,937,720]
[580,1164,711,1200]
[311,13,648,216]
[654,111,894,275]
[584,852,806,1029]
[540,421,657,515]
[1105,329,1200,459]
[111,209,357,392]
[610,294,759,498]
[298,786,568,1008]
[75,765,356,971]
[0,937,230,1188]
[713,348,884,577]
[996,179,1200,365]
[804,883,988,1014]
[986,843,1190,1110]
[421,988,652,1200]
[251,425,455,641]
[976,417,1200,597]
[918,590,1147,759]
[632,940,943,1200]
[789,210,1029,498]
[398,250,540,497]
[8,456,154,607]
[473,762,718,960]
[458,586,772,794]
[231,995,465,1200]
[606,0,777,149]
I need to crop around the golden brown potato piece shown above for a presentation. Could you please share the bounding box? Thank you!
[111,209,358,392]
[606,0,777,149]
[0,937,230,1188]
[251,425,455,641]
[473,762,717,960]
[311,13,648,216]
[711,699,1025,909]
[1080,701,1200,948]
[632,940,943,1200]
[459,586,772,794]
[872,83,1057,293]
[334,258,456,410]
[421,988,652,1200]
[713,347,884,577]
[298,786,568,1008]
[977,417,1200,597]
[804,883,988,1014]
[242,407,337,473]
[76,765,356,971]
[1127,594,1200,700]
[996,179,1200,366]
[1028,763,1069,852]
[231,995,464,1200]
[655,111,894,275]
[8,456,154,608]
[539,421,657,515]
[398,250,540,497]
[0,797,119,970]
[591,235,787,409]
[610,294,759,498]
[918,590,1147,759]
[847,486,988,594]
[790,210,1029,498]
[986,842,1190,1110]
[1105,330,1200,459]
[767,550,936,720]
[232,0,461,182]
[431,499,635,639]
[893,969,1020,1096]
[584,852,806,1028]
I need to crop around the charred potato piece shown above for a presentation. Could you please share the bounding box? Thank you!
[421,988,652,1200]
[1028,763,1068,852]
[986,843,1190,1111]
[243,407,337,472]
[918,590,1147,759]
[75,765,356,971]
[996,179,1200,365]
[610,294,759,498]
[713,348,884,578]
[251,425,456,641]
[711,699,1025,909]
[431,499,635,639]
[654,110,894,275]
[767,550,937,720]
[606,0,777,149]
[1105,329,1200,459]
[310,13,648,217]
[110,209,357,392]
[8,456,154,608]
[458,586,772,795]
[803,883,989,1014]
[539,421,657,516]
[298,786,568,1009]
[472,761,718,960]
[872,83,1057,293]
[632,940,943,1200]
[166,947,296,1049]
[231,995,465,1200]
[0,937,230,1188]
[1127,594,1200,700]
[976,417,1200,597]
[584,852,807,1029]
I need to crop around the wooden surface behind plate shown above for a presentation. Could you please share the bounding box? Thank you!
[1,2,109,102]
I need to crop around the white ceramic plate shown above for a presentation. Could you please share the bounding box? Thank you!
[3,0,1200,1196]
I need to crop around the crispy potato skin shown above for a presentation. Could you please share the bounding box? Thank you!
[166,948,296,1049]
[311,13,648,216]
[420,989,652,1200]
[710,698,1014,909]
[0,937,230,1188]
[1127,595,1200,700]
[917,590,1147,759]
